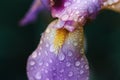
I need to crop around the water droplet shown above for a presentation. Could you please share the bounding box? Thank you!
[64,2,71,7]
[75,10,80,14]
[68,71,73,77]
[46,28,50,33]
[66,62,71,67]
[30,61,35,66]
[58,53,65,61]
[81,58,84,61]
[38,52,41,56]
[45,70,48,73]
[60,69,64,73]
[42,69,44,71]
[81,65,84,68]
[85,64,89,70]
[39,62,43,66]
[64,78,67,80]
[39,47,42,50]
[86,77,89,80]
[40,40,42,44]
[59,75,62,78]
[68,51,72,57]
[32,51,37,58]
[49,59,53,63]
[73,42,78,46]
[46,78,49,80]
[50,45,55,52]
[46,63,49,66]
[46,37,49,39]
[46,43,49,47]
[80,48,84,54]
[75,61,80,67]
[35,72,42,79]
[80,70,84,74]
[62,14,69,21]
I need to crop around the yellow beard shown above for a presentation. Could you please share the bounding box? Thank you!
[54,28,69,53]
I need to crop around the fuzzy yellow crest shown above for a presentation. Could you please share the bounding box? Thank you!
[53,28,68,53]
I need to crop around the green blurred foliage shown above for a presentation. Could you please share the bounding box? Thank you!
[85,10,120,80]
[0,0,52,80]
[0,0,120,80]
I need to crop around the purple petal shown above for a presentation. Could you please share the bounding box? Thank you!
[27,20,89,80]
[19,0,49,26]
[51,0,102,20]
[51,0,103,31]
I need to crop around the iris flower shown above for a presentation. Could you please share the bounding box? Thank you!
[20,0,120,80]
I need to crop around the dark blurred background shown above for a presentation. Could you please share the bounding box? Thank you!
[0,0,120,80]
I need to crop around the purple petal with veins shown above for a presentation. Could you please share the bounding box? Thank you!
[27,20,89,80]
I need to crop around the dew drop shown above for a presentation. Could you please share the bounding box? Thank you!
[46,28,50,33]
[46,78,49,80]
[49,59,53,63]
[81,58,84,61]
[46,63,49,66]
[85,64,89,70]
[46,43,49,47]
[35,72,42,79]
[45,70,48,73]
[64,2,71,7]
[73,42,78,46]
[60,69,64,73]
[75,61,80,67]
[58,53,65,61]
[66,62,71,67]
[62,14,69,21]
[64,78,67,80]
[68,71,73,77]
[38,52,41,56]
[39,62,43,66]
[50,45,55,52]
[80,70,84,74]
[39,47,42,50]
[81,65,84,68]
[30,61,35,66]
[68,51,72,57]
[32,51,37,58]
[86,77,89,80]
